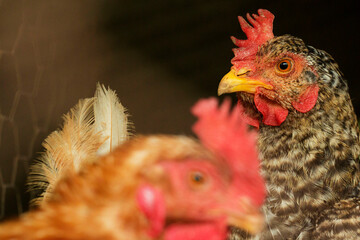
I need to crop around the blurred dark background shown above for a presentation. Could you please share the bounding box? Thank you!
[0,0,359,220]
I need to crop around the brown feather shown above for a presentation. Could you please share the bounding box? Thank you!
[28,98,104,206]
[28,84,131,206]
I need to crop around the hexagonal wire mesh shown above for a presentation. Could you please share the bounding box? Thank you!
[0,0,108,220]
[0,0,60,220]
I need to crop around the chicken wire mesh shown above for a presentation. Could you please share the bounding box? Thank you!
[0,0,108,220]
[0,0,62,219]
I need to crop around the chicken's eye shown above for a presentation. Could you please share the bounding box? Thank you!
[188,171,207,188]
[276,58,293,74]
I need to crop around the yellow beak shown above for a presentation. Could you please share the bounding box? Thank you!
[227,207,264,235]
[226,198,264,235]
[218,69,273,96]
[208,197,264,235]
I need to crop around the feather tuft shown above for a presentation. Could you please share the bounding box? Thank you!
[94,83,131,156]
[28,98,104,205]
[28,83,132,206]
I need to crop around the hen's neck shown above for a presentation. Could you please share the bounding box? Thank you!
[258,86,360,214]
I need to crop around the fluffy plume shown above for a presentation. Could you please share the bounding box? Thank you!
[28,84,131,205]
[94,83,131,156]
[28,98,103,205]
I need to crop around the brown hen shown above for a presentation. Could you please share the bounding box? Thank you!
[0,94,266,240]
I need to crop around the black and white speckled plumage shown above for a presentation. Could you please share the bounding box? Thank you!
[228,35,360,239]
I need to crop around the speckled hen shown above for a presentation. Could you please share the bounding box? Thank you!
[218,9,360,240]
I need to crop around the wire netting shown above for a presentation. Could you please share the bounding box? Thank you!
[0,0,58,219]
[0,0,106,220]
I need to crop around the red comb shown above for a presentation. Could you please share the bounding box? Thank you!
[231,9,275,70]
[191,98,259,176]
[191,98,265,205]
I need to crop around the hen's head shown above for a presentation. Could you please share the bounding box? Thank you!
[218,9,346,127]
[134,98,265,240]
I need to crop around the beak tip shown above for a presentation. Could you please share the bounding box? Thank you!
[217,89,224,96]
[217,81,230,96]
[228,216,265,236]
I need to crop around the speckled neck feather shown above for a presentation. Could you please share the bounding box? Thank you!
[233,82,360,240]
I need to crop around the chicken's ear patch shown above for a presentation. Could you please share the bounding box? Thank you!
[254,94,288,126]
[136,184,166,238]
[291,84,319,113]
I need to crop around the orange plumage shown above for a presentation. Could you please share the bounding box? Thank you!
[0,85,265,240]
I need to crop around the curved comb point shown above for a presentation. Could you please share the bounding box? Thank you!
[231,9,275,70]
[233,9,274,48]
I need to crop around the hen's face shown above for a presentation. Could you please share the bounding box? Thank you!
[218,35,320,126]
[161,159,263,233]
[133,135,264,239]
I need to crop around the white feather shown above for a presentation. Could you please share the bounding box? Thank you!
[94,83,130,156]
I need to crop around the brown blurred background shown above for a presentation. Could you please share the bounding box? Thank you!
[0,0,359,220]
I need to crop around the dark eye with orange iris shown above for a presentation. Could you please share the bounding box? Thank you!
[276,59,293,73]
[189,171,206,186]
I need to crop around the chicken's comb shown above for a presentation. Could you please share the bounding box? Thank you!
[231,9,275,70]
[191,98,259,175]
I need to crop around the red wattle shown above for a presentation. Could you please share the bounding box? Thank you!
[237,100,260,128]
[291,84,319,113]
[136,185,166,238]
[164,219,227,240]
[254,94,288,126]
